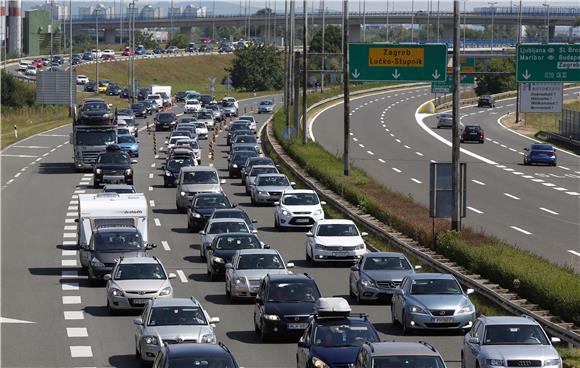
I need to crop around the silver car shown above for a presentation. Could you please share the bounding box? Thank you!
[238,115,257,131]
[391,273,476,334]
[199,218,256,261]
[232,135,261,154]
[349,252,421,303]
[105,256,176,313]
[225,248,294,302]
[462,316,562,368]
[175,166,225,212]
[244,165,278,194]
[250,173,294,205]
[197,109,215,130]
[134,297,220,362]
[437,113,453,128]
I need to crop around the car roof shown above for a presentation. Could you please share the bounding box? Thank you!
[209,218,246,224]
[249,165,277,171]
[212,208,246,214]
[95,226,138,233]
[180,166,215,172]
[267,273,312,282]
[238,248,279,255]
[103,184,135,190]
[478,316,540,326]
[368,342,440,357]
[364,251,407,258]
[118,256,158,265]
[283,189,316,194]
[165,343,231,358]
[194,192,227,198]
[315,219,355,225]
[256,173,286,178]
[151,297,202,308]
[409,273,454,280]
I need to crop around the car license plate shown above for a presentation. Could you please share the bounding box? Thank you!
[470,132,477,135]
[432,317,454,323]
[332,251,349,257]
[132,298,149,305]
[295,219,310,223]
[288,323,308,330]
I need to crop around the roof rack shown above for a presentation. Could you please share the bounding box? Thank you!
[418,341,437,353]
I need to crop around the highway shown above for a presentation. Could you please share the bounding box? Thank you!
[1,97,470,368]
[312,86,580,271]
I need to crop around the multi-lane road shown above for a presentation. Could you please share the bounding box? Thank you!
[1,96,476,368]
[313,86,580,271]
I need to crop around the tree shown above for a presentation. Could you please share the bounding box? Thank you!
[1,71,35,108]
[255,8,273,16]
[167,33,190,48]
[309,25,342,54]
[227,45,283,91]
[134,31,157,49]
[475,58,516,95]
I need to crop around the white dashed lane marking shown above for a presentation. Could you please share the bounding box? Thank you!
[154,218,161,227]
[176,270,188,283]
[410,178,422,184]
[378,159,386,164]
[539,207,559,215]
[69,346,93,358]
[64,311,84,320]
[366,151,374,156]
[161,241,171,251]
[353,138,358,142]
[62,282,80,291]
[467,207,484,214]
[62,296,81,305]
[392,168,402,173]
[358,144,365,148]
[510,226,532,235]
[66,327,88,338]
[415,152,423,156]
[472,180,486,186]
[61,259,77,267]
[149,200,155,207]
[504,193,520,200]
[148,186,153,191]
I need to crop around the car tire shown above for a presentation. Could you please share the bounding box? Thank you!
[107,299,117,315]
[187,220,193,232]
[306,250,312,264]
[254,314,260,334]
[356,289,363,305]
[208,270,215,282]
[225,283,231,297]
[391,305,399,325]
[135,346,141,360]
[480,140,484,144]
[460,139,464,143]
[402,315,411,335]
[261,327,270,342]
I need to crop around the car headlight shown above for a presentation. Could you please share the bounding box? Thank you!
[165,170,172,176]
[125,169,132,175]
[410,305,428,314]
[95,168,102,174]
[355,243,365,250]
[234,277,245,285]
[457,303,475,314]
[232,164,238,168]
[110,287,124,297]
[314,243,325,250]
[211,256,224,264]
[90,257,105,268]
[142,336,158,345]
[258,191,269,196]
[360,277,375,288]
[191,212,202,218]
[263,314,280,321]
[201,333,216,343]
[543,359,560,367]
[311,357,330,368]
[180,191,186,196]
[159,286,172,296]
[313,209,323,216]
[486,359,505,367]
[281,209,290,216]
[103,113,109,118]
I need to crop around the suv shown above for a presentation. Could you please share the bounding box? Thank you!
[176,166,225,212]
[134,297,220,362]
[105,256,176,313]
[461,125,484,144]
[93,145,134,188]
[253,273,321,341]
[462,315,562,368]
[151,343,240,368]
[296,298,380,368]
[478,95,496,108]
[354,341,447,368]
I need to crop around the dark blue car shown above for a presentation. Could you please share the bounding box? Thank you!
[523,143,557,166]
[296,299,380,368]
[187,192,234,231]
[153,343,240,368]
[206,232,266,280]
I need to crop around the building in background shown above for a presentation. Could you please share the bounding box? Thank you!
[141,5,162,19]
[37,1,68,20]
[168,6,182,18]
[23,9,61,55]
[183,4,206,17]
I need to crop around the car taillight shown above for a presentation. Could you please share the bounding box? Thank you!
[548,152,555,157]
[480,130,484,137]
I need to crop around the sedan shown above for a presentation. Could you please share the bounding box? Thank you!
[244,165,278,194]
[305,219,368,265]
[228,150,259,178]
[199,218,254,261]
[163,156,196,187]
[76,75,89,85]
[131,103,147,118]
[206,233,266,281]
[523,143,557,166]
[187,192,234,232]
[250,174,294,205]
[391,273,476,334]
[257,100,274,114]
[155,112,177,131]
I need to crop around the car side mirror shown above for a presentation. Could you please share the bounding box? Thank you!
[263,244,270,249]
[320,201,327,205]
[361,232,368,237]
[466,288,474,295]
[225,263,233,269]
[133,318,144,325]
[231,203,237,208]
[205,244,212,250]
[209,317,220,324]
[252,219,258,223]
[414,265,422,270]
[350,265,359,271]
[146,243,157,249]
[468,336,480,344]
[551,337,561,343]
[306,232,314,237]
[394,288,404,296]
[523,147,529,151]
[168,273,177,279]
[273,201,280,206]
[131,159,138,164]
[220,179,226,184]
[286,262,295,269]
[251,229,258,234]
[199,230,206,235]
[161,165,165,170]
[103,274,111,281]
[74,218,79,223]
[290,181,296,186]
[297,340,309,348]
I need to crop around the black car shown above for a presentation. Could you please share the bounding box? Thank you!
[153,47,166,54]
[478,95,496,108]
[71,57,82,65]
[84,81,97,92]
[153,343,240,368]
[296,301,381,368]
[186,43,198,53]
[93,145,134,188]
[137,88,151,100]
[199,95,214,107]
[227,123,252,145]
[131,103,147,118]
[209,208,258,231]
[77,99,112,124]
[82,51,93,60]
[175,91,188,102]
[254,273,322,341]
[206,233,266,280]
[187,192,234,231]
[105,83,122,96]
[141,99,157,114]
[163,156,196,187]
[229,150,259,178]
[241,157,275,184]
[155,112,177,131]
[52,55,65,64]
[461,125,485,143]
[199,44,212,52]
[120,88,130,99]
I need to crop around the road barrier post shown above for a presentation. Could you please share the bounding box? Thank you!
[13,125,18,138]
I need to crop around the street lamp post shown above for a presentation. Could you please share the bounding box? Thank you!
[436,0,440,43]
[95,7,101,89]
[386,0,390,42]
[411,0,415,42]
[488,1,497,53]
[542,2,550,43]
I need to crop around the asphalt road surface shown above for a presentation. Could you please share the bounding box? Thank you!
[313,86,580,271]
[2,96,469,368]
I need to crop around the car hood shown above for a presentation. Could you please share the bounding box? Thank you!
[282,204,321,213]
[234,269,288,280]
[181,184,221,193]
[314,236,363,247]
[362,269,415,282]
[480,345,559,361]
[197,118,213,124]
[264,302,316,317]
[255,185,293,192]
[95,163,131,170]
[112,279,167,291]
[118,143,137,149]
[146,325,214,342]
[211,249,238,262]
[94,249,148,263]
[408,294,469,311]
[310,346,359,366]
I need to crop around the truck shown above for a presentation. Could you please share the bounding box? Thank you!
[151,85,172,106]
[71,98,117,170]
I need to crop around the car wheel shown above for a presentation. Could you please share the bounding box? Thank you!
[391,305,399,325]
[306,249,312,264]
[107,299,116,315]
[251,196,256,205]
[254,314,260,334]
[480,140,484,144]
[261,326,270,342]
[402,314,411,335]
[356,288,363,305]
[200,247,206,262]
[225,283,230,297]
[187,220,193,232]
[135,346,140,360]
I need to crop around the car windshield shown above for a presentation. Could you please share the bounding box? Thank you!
[465,126,480,133]
[267,281,320,303]
[260,101,273,106]
[214,235,260,250]
[257,176,289,187]
[212,210,250,223]
[170,137,188,145]
[83,102,107,111]
[158,114,174,123]
[118,136,136,144]
[248,159,274,168]
[148,306,208,327]
[230,124,250,131]
[250,167,277,177]
[235,136,257,144]
[208,221,249,235]
[117,129,130,136]
[483,325,549,345]
[313,321,378,347]
[237,254,284,270]
[186,99,199,104]
[93,230,144,251]
[282,193,318,205]
[232,151,258,163]
[169,357,237,368]
[182,171,219,184]
[97,152,130,164]
[76,131,116,146]
[223,102,235,107]
[316,224,358,237]
[194,195,230,208]
[198,112,213,119]
[167,158,195,171]
[411,278,462,295]
[114,263,166,280]
[372,356,446,368]
[363,256,411,270]
[103,186,135,193]
[194,122,207,129]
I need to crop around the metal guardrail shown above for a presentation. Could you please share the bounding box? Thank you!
[263,90,580,348]
[536,130,580,151]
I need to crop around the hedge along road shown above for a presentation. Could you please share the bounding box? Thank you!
[2,94,470,368]
[311,85,580,272]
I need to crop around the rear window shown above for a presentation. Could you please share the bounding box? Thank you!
[531,144,553,150]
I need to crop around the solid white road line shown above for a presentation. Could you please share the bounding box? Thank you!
[539,207,559,215]
[410,178,422,184]
[62,296,81,305]
[176,270,188,283]
[61,260,77,267]
[63,311,84,320]
[66,328,88,338]
[472,180,486,186]
[568,250,580,257]
[510,226,532,235]
[154,218,161,227]
[392,168,402,173]
[467,207,484,214]
[161,241,171,251]
[504,193,520,200]
[69,346,93,358]
[566,191,580,196]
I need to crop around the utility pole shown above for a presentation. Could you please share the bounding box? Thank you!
[321,0,325,91]
[362,0,365,42]
[411,0,415,42]
[302,0,308,144]
[293,51,300,139]
[170,0,174,40]
[515,0,522,124]
[69,0,73,117]
[386,0,390,42]
[284,0,289,130]
[120,0,123,46]
[289,0,295,107]
[130,0,135,104]
[436,0,440,43]
[50,0,54,64]
[542,2,550,43]
[342,0,349,176]
[489,1,497,53]
[451,0,461,231]
[95,7,100,86]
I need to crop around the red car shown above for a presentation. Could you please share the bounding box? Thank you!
[121,48,133,56]
[201,37,211,45]
[32,59,43,68]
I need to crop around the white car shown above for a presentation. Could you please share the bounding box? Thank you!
[143,51,154,58]
[238,115,257,131]
[199,218,256,260]
[166,135,191,152]
[25,66,37,76]
[91,49,103,58]
[274,189,326,230]
[146,94,163,109]
[17,62,30,72]
[185,99,202,114]
[101,49,115,57]
[76,74,89,84]
[305,219,368,264]
[194,122,209,140]
[222,97,239,109]
[196,110,215,130]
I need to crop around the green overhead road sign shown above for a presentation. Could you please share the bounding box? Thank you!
[516,44,580,83]
[432,80,453,93]
[349,43,448,82]
[447,56,475,84]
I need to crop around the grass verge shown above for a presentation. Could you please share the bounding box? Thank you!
[1,105,69,149]
[268,86,580,328]
[559,347,580,368]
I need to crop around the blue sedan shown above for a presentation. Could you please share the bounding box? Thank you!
[523,143,557,166]
[117,134,139,157]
